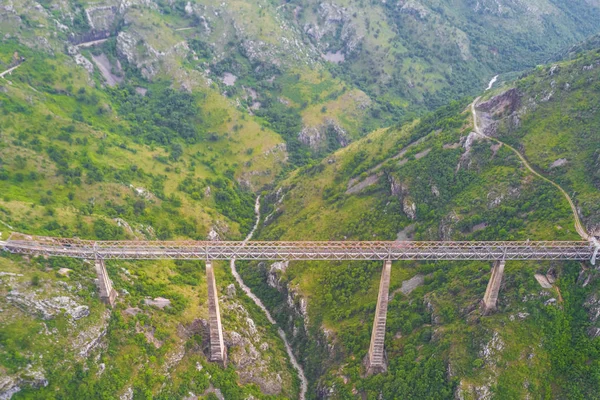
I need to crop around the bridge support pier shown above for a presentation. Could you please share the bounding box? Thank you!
[94,258,117,307]
[481,260,505,315]
[365,260,392,375]
[206,261,227,366]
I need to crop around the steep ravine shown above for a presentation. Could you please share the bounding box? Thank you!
[230,197,308,400]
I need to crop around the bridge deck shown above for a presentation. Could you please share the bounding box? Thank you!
[1,235,595,261]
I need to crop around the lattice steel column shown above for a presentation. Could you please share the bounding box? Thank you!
[481,260,505,315]
[94,258,117,307]
[366,260,392,375]
[206,261,226,365]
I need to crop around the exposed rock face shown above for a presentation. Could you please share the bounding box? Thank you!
[207,228,220,241]
[424,293,442,325]
[226,283,236,297]
[266,261,309,328]
[584,294,600,337]
[457,131,482,170]
[403,198,417,220]
[456,331,505,399]
[298,119,349,152]
[0,376,21,400]
[85,5,118,31]
[262,260,337,395]
[116,29,190,80]
[222,300,285,395]
[438,212,460,240]
[116,31,156,80]
[304,2,363,57]
[74,53,95,74]
[480,331,505,364]
[387,174,417,220]
[75,311,111,357]
[267,261,289,289]
[476,88,522,137]
[0,366,48,399]
[144,297,171,309]
[399,0,430,19]
[7,292,89,321]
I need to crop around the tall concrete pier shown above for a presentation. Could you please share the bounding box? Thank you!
[481,260,505,315]
[94,258,117,307]
[206,261,226,365]
[366,260,392,375]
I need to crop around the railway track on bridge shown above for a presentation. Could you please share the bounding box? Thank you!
[1,235,598,264]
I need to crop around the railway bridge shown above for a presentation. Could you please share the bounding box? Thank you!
[2,234,599,374]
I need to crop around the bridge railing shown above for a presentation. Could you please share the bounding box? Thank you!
[1,235,595,261]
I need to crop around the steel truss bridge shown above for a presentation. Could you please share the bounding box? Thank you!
[2,235,599,264]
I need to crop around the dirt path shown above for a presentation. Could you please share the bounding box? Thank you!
[230,196,308,400]
[471,99,589,240]
[76,38,108,48]
[0,63,21,79]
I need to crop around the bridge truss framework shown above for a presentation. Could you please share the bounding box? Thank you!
[1,236,597,263]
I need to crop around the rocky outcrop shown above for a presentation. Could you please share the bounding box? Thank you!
[0,366,48,400]
[262,259,338,396]
[74,53,95,74]
[85,5,118,31]
[584,294,600,338]
[116,30,190,80]
[388,174,417,220]
[266,262,309,329]
[398,0,430,19]
[476,88,522,137]
[0,376,21,400]
[7,291,90,321]
[222,299,286,395]
[298,119,349,152]
[456,331,505,399]
[438,212,459,241]
[304,2,363,57]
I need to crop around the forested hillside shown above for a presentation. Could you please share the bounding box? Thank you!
[1,0,600,398]
[239,47,600,399]
[2,0,600,164]
[280,0,600,112]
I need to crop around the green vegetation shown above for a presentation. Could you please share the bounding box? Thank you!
[0,254,299,399]
[482,47,600,233]
[0,37,293,397]
[1,0,600,398]
[238,54,600,396]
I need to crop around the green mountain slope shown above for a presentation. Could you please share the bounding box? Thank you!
[476,46,600,237]
[282,0,600,112]
[3,0,599,163]
[1,1,600,399]
[239,48,600,399]
[0,18,301,400]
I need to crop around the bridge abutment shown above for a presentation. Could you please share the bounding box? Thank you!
[206,261,227,366]
[94,258,117,307]
[365,260,392,375]
[481,260,505,315]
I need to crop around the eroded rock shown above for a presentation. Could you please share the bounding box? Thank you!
[7,292,89,321]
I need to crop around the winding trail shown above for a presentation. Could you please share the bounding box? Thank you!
[230,196,308,400]
[0,63,21,79]
[471,99,589,240]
